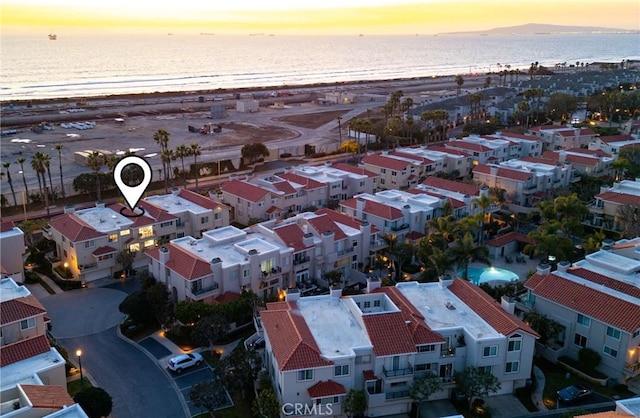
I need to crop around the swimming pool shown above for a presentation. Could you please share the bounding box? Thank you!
[460,267,519,285]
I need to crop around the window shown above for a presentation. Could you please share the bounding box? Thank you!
[508,340,522,352]
[574,333,588,348]
[297,369,313,381]
[139,226,154,239]
[479,366,492,375]
[482,346,498,357]
[84,240,95,249]
[505,361,519,373]
[214,213,221,220]
[380,168,386,174]
[380,179,386,185]
[633,329,640,339]
[108,233,118,242]
[21,317,36,330]
[129,243,141,253]
[144,239,155,248]
[417,344,435,353]
[577,314,591,327]
[334,365,349,376]
[373,300,381,307]
[603,345,618,358]
[606,326,621,340]
[243,268,251,278]
[391,170,397,176]
[355,355,371,365]
[160,221,173,228]
[201,216,209,224]
[61,236,66,242]
[363,301,371,308]
[390,381,407,388]
[98,254,113,261]
[120,229,130,236]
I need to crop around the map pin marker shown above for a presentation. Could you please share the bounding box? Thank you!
[113,156,152,213]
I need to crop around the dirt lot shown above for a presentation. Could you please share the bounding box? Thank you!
[275,110,349,129]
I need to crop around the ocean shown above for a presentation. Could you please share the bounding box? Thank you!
[1,33,638,101]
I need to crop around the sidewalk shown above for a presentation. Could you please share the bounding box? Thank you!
[531,365,548,411]
[147,330,242,361]
[25,272,64,298]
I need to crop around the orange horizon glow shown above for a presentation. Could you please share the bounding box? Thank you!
[1,0,638,36]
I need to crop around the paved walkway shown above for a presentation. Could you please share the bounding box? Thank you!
[532,365,548,411]
[24,272,64,299]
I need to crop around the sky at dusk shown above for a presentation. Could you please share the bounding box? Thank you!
[2,0,639,35]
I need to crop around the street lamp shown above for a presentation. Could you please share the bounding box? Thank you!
[76,349,83,386]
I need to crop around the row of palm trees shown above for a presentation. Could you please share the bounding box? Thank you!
[153,129,203,192]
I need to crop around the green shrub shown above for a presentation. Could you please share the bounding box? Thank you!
[24,271,40,284]
[54,265,73,279]
[578,348,601,372]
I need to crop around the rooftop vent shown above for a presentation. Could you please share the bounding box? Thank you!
[211,257,222,264]
[248,249,258,255]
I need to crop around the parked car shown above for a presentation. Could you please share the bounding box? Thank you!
[557,384,592,404]
[167,353,203,373]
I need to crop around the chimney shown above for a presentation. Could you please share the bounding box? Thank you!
[536,263,551,275]
[500,295,516,315]
[601,238,614,252]
[366,277,381,293]
[330,285,343,298]
[439,274,454,288]
[96,201,105,209]
[557,261,571,273]
[64,205,75,214]
[159,246,170,265]
[490,165,498,177]
[356,197,365,214]
[302,232,314,247]
[172,187,179,196]
[558,151,567,164]
[286,287,300,302]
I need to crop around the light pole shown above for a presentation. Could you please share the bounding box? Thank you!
[76,349,83,386]
[337,116,343,146]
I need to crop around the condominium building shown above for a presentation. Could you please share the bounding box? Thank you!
[0,222,26,283]
[0,276,85,418]
[588,178,640,231]
[588,134,640,157]
[527,125,598,150]
[260,277,538,417]
[523,238,640,383]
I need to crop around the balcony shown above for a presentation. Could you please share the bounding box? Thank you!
[390,223,410,232]
[440,346,456,357]
[383,363,413,378]
[624,361,640,376]
[293,256,310,266]
[191,282,219,296]
[385,390,410,400]
[370,239,387,251]
[337,247,355,256]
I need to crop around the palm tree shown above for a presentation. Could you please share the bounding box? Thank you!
[30,153,46,197]
[54,144,66,201]
[154,129,171,189]
[190,143,202,189]
[160,148,175,192]
[472,194,493,244]
[86,151,105,201]
[455,75,464,98]
[41,153,54,203]
[2,162,17,206]
[450,232,490,281]
[175,144,191,187]
[17,157,29,197]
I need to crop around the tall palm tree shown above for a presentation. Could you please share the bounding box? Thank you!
[87,151,105,201]
[30,153,46,197]
[154,129,171,189]
[41,153,54,203]
[17,157,29,197]
[54,144,66,201]
[450,232,490,281]
[175,144,191,187]
[160,148,175,192]
[472,194,494,244]
[455,75,464,98]
[190,143,201,189]
[2,162,17,206]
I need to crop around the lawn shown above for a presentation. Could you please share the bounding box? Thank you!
[67,379,92,397]
[194,392,254,418]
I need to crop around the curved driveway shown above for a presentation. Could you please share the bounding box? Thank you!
[41,287,187,418]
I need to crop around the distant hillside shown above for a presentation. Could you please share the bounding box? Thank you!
[442,23,636,35]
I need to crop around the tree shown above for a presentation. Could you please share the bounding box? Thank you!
[17,156,29,198]
[455,366,501,409]
[116,250,136,276]
[175,144,191,187]
[392,242,415,280]
[338,139,359,155]
[30,152,46,196]
[343,389,367,418]
[154,129,171,190]
[160,148,175,192]
[216,346,262,399]
[619,146,640,180]
[455,75,464,98]
[192,314,231,351]
[190,143,202,188]
[175,301,216,324]
[2,162,17,206]
[73,387,113,418]
[54,144,66,201]
[41,152,54,202]
[409,372,442,418]
[450,232,490,281]
[72,172,113,197]
[617,203,640,238]
[253,386,280,418]
[190,379,229,417]
[578,347,601,373]
[547,93,578,122]
[483,76,492,89]
[86,151,106,201]
[119,290,155,325]
[241,142,270,165]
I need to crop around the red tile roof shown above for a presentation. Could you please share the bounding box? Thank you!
[391,151,434,165]
[565,154,600,167]
[146,243,212,280]
[341,198,403,221]
[486,232,535,247]
[519,156,558,166]
[273,181,297,195]
[427,145,468,156]
[498,132,542,141]
[21,385,75,409]
[215,291,241,304]
[446,141,492,152]
[274,223,311,252]
[596,191,640,206]
[331,163,378,178]
[362,154,412,171]
[136,201,178,222]
[307,214,347,240]
[221,180,270,202]
[363,370,377,381]
[307,380,347,398]
[568,267,640,299]
[422,176,480,196]
[474,165,532,182]
[0,221,16,233]
[48,214,105,242]
[260,303,333,371]
[92,245,118,256]
[405,231,425,241]
[1,296,47,325]
[0,335,51,366]
[528,125,559,132]
[449,278,539,337]
[266,206,283,215]
[598,134,635,143]
[525,272,640,333]
[179,189,228,211]
[362,311,417,356]
[565,148,611,158]
[556,129,579,137]
[278,172,325,191]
